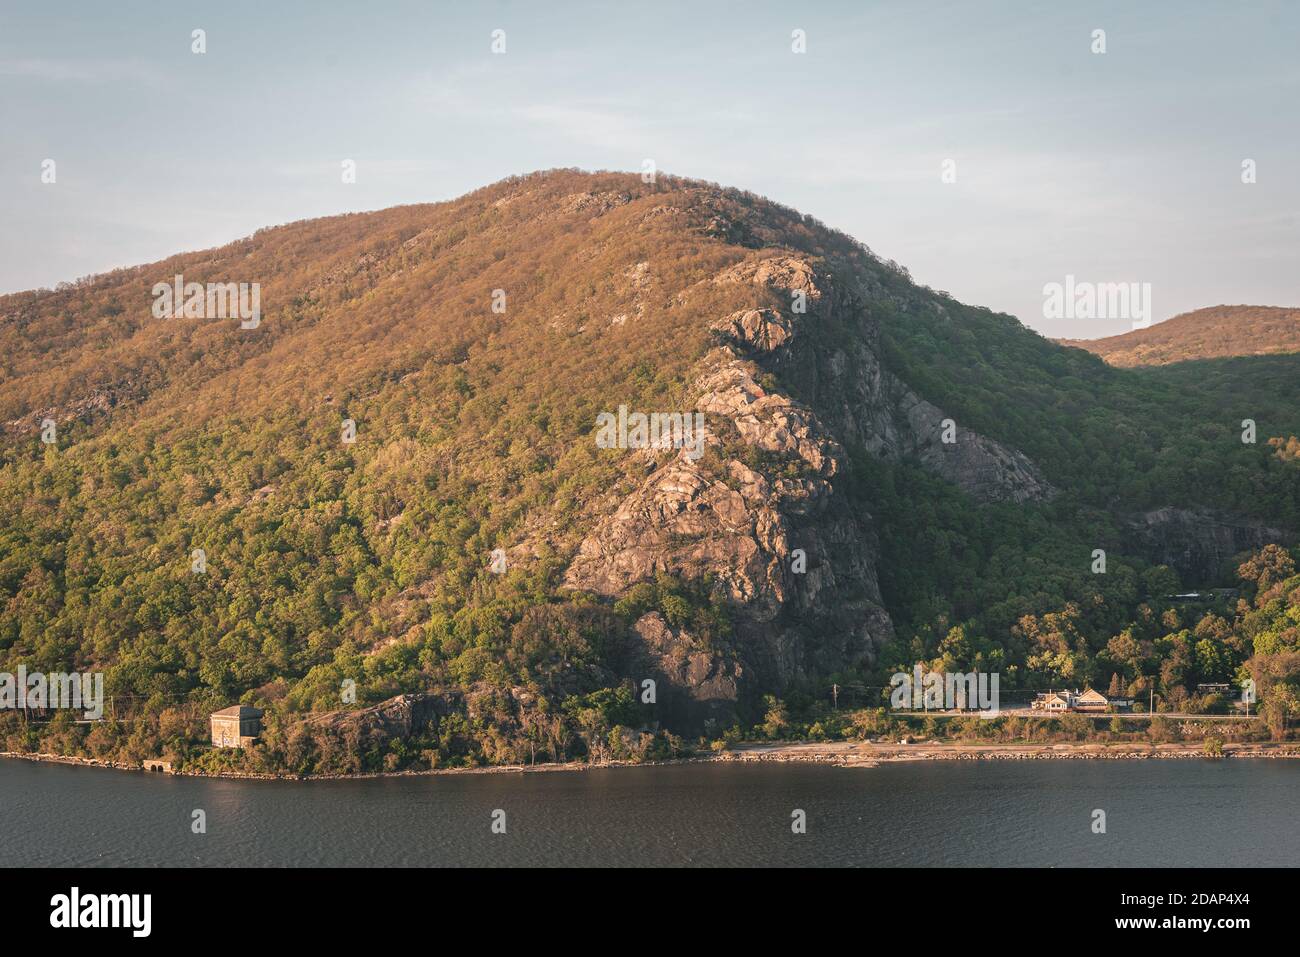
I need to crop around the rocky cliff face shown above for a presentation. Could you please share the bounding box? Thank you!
[711,253,1055,504]
[309,691,461,740]
[1125,507,1293,583]
[564,247,1054,724]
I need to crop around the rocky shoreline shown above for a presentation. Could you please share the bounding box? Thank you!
[0,748,699,781]
[716,740,1300,768]
[4,740,1298,781]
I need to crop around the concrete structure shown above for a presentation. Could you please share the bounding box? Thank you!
[210,705,263,749]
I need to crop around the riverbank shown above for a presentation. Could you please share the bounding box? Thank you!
[6,737,1300,780]
[718,739,1300,767]
[0,748,698,780]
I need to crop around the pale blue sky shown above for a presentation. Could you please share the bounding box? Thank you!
[2,0,1297,337]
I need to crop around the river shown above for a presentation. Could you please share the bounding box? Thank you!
[2,757,1294,867]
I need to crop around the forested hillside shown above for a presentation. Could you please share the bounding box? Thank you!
[1058,305,1300,367]
[2,169,1298,774]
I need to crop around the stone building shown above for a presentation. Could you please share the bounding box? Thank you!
[210,705,264,749]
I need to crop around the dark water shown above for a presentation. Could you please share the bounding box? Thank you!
[2,757,1296,867]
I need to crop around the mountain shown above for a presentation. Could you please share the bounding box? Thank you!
[1058,305,1300,367]
[3,169,1300,773]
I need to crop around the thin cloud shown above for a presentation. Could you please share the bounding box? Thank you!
[0,57,161,84]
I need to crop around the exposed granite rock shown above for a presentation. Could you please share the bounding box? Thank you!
[631,611,743,727]
[563,190,633,216]
[713,255,823,305]
[564,455,792,618]
[564,251,1053,722]
[709,255,1053,504]
[4,382,137,438]
[308,692,460,740]
[896,390,1054,504]
[1124,506,1292,582]
[710,308,794,352]
[694,347,840,476]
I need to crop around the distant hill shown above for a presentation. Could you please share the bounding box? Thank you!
[1058,305,1300,366]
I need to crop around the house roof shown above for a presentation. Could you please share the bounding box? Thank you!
[1077,689,1108,701]
[211,705,264,719]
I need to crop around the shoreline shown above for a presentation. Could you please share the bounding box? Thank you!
[715,739,1300,767]
[4,738,1299,781]
[0,749,698,781]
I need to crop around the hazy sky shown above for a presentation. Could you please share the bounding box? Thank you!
[2,0,1297,337]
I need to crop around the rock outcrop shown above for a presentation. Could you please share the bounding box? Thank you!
[710,308,794,352]
[629,612,744,727]
[565,250,1052,723]
[1124,507,1293,582]
[725,256,1053,505]
[308,692,460,740]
